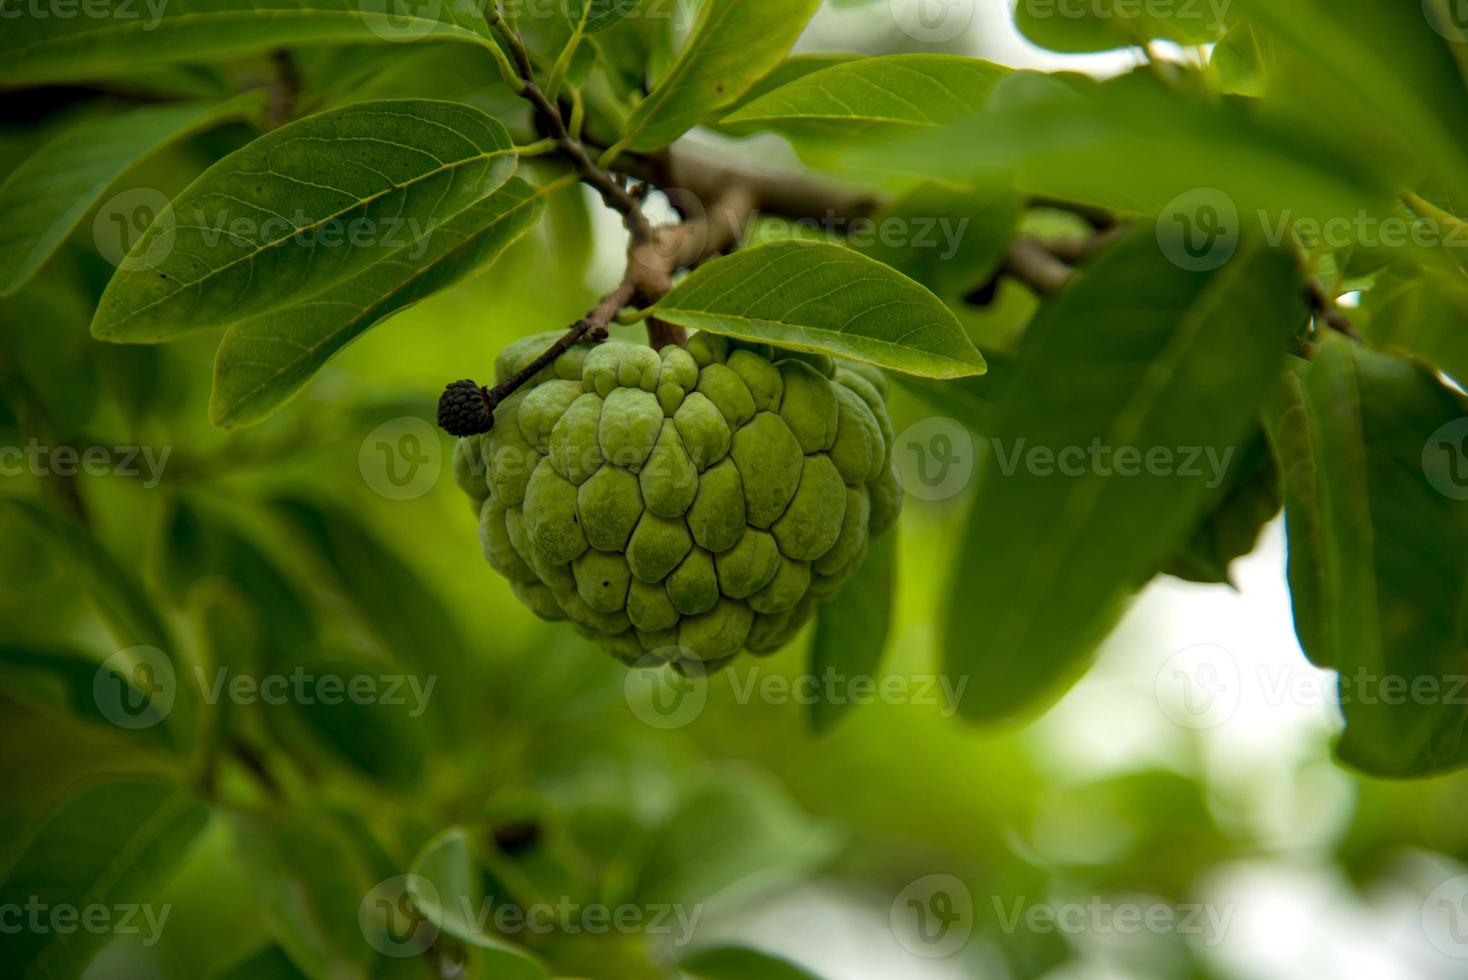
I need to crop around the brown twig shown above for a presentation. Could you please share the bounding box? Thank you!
[486,9,652,241]
[1307,279,1362,341]
[265,48,300,129]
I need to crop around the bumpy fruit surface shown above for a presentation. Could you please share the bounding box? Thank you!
[456,331,901,670]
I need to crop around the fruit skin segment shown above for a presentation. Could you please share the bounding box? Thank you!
[458,332,901,669]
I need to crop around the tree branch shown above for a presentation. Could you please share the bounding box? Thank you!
[486,8,652,241]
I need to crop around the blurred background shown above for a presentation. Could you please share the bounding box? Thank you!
[3,2,1468,979]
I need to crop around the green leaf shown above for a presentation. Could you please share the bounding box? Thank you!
[228,811,376,980]
[570,0,642,33]
[1211,23,1280,98]
[618,0,821,152]
[1266,337,1468,777]
[943,232,1306,721]
[1160,428,1281,586]
[864,69,1390,221]
[407,828,550,977]
[0,93,264,298]
[1015,0,1227,52]
[635,768,838,909]
[855,180,1020,299]
[268,497,470,731]
[1232,0,1468,205]
[0,644,173,743]
[267,652,433,788]
[210,175,543,428]
[208,946,311,980]
[722,54,1009,137]
[809,530,895,734]
[1358,266,1468,388]
[679,946,823,980]
[0,0,496,88]
[92,99,517,343]
[654,241,986,379]
[0,779,210,978]
[1,497,169,650]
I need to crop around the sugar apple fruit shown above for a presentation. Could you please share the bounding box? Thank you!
[454,331,901,670]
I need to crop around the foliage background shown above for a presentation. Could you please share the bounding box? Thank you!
[3,2,1468,979]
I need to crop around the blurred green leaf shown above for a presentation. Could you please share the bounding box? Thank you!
[0,644,173,746]
[1015,0,1227,52]
[654,241,986,378]
[1266,337,1468,777]
[809,530,895,734]
[0,0,496,88]
[92,100,518,343]
[1161,428,1281,585]
[2,497,169,650]
[856,181,1020,299]
[210,175,544,428]
[618,0,821,151]
[635,767,838,909]
[864,69,1390,221]
[722,54,1009,137]
[678,945,822,980]
[0,779,210,978]
[569,0,642,34]
[0,93,265,298]
[1211,23,1280,97]
[228,810,377,980]
[270,497,469,732]
[943,232,1305,721]
[1233,0,1468,203]
[407,827,550,976]
[209,945,311,980]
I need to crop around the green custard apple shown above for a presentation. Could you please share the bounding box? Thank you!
[453,331,901,670]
